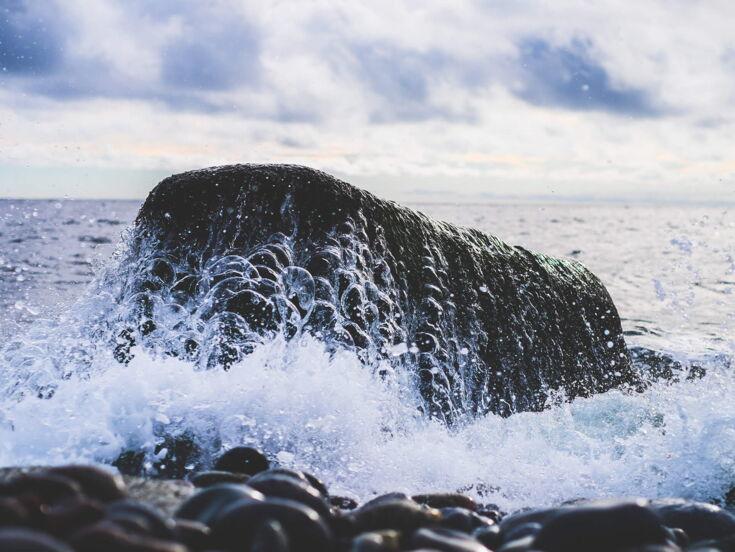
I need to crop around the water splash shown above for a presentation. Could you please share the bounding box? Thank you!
[1,198,734,512]
[1,331,734,511]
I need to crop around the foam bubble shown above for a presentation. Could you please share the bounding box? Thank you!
[1,333,733,511]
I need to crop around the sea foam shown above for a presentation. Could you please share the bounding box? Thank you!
[1,328,733,512]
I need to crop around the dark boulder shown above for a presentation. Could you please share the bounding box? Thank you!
[124,164,635,419]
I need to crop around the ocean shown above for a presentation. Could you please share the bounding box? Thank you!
[1,198,733,511]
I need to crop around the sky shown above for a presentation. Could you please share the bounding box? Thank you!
[0,0,734,202]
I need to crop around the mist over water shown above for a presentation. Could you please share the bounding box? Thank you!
[1,199,733,511]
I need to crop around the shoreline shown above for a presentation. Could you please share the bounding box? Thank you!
[2,447,735,551]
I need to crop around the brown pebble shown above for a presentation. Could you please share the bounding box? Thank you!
[413,493,478,511]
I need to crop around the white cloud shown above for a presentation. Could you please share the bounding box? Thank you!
[0,0,734,200]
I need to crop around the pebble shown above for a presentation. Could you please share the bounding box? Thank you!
[473,524,502,549]
[413,493,478,511]
[331,495,359,510]
[350,496,441,533]
[69,520,187,552]
[250,518,290,552]
[651,499,735,543]
[0,527,74,552]
[246,472,331,518]
[190,470,250,487]
[172,518,210,550]
[351,529,401,551]
[250,467,329,498]
[0,496,30,526]
[2,472,83,505]
[410,527,492,551]
[107,499,177,540]
[210,496,333,552]
[175,482,265,526]
[47,465,127,502]
[1,454,734,552]
[213,446,270,475]
[497,534,535,551]
[41,496,105,537]
[439,507,495,533]
[502,520,543,543]
[531,500,673,551]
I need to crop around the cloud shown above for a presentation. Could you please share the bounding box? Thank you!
[0,0,64,75]
[339,43,477,122]
[1,1,671,123]
[1,1,263,114]
[513,38,663,117]
[1,0,734,203]
[160,19,260,91]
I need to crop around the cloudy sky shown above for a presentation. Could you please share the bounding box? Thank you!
[1,0,734,201]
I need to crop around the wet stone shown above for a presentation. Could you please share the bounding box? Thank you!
[48,465,127,502]
[350,497,441,533]
[175,483,265,526]
[69,520,186,552]
[301,471,329,498]
[250,518,290,552]
[331,495,359,510]
[247,473,331,518]
[248,249,282,272]
[190,470,250,488]
[497,534,535,552]
[473,524,502,550]
[2,472,83,506]
[501,520,542,543]
[350,529,401,551]
[314,277,336,302]
[0,527,75,552]
[499,507,556,535]
[439,507,494,533]
[263,243,293,267]
[344,322,371,349]
[0,496,29,525]
[121,476,195,518]
[306,250,341,278]
[151,434,203,479]
[210,497,334,552]
[410,527,492,552]
[651,499,735,543]
[106,499,177,540]
[173,518,210,549]
[531,501,672,552]
[688,534,735,551]
[41,496,105,537]
[214,445,270,476]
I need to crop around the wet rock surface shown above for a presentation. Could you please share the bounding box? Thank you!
[2,451,735,551]
[119,164,636,421]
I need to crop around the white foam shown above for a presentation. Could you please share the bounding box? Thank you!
[1,334,734,511]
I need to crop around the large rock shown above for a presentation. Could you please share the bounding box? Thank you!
[120,164,635,420]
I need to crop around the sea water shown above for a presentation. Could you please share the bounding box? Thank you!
[0,199,733,511]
